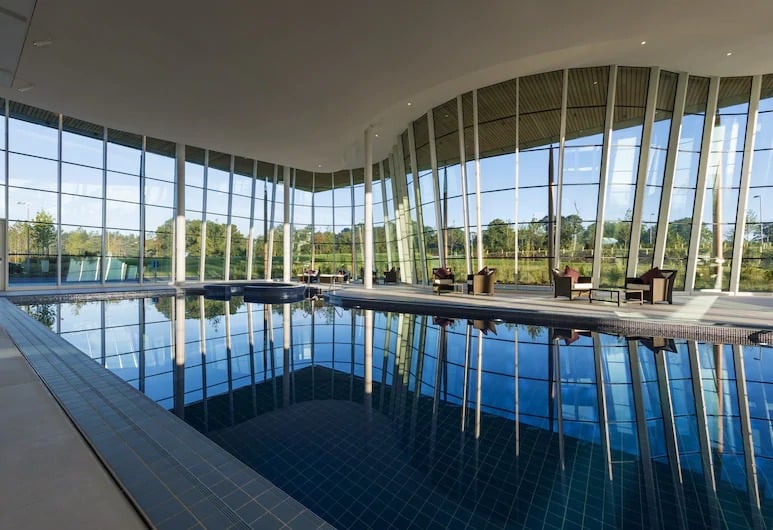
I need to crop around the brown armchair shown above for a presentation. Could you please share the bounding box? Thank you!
[551,267,593,300]
[384,267,399,284]
[625,268,676,304]
[432,267,455,294]
[467,267,497,295]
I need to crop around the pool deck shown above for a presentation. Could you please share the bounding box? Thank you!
[0,282,771,529]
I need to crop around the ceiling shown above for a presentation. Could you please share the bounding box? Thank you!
[2,0,773,173]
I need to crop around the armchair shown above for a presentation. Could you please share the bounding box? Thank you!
[625,268,676,304]
[466,267,497,295]
[432,267,455,294]
[384,267,399,284]
[551,267,593,300]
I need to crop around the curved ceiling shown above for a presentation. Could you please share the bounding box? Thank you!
[2,0,773,172]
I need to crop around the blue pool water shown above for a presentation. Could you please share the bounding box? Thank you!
[20,295,773,529]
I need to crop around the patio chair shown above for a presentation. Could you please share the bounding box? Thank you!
[625,267,676,304]
[467,266,497,295]
[432,267,455,294]
[552,266,593,300]
[384,267,399,284]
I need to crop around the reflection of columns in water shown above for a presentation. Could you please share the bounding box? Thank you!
[199,297,208,432]
[364,310,373,416]
[282,303,290,408]
[475,329,483,440]
[461,323,472,432]
[687,341,721,529]
[514,326,519,456]
[225,301,234,426]
[430,319,443,462]
[592,332,613,480]
[173,294,186,419]
[732,344,764,528]
[379,313,393,413]
[350,310,356,401]
[310,301,316,401]
[554,336,565,472]
[138,299,145,394]
[655,350,688,530]
[410,316,427,444]
[100,300,106,368]
[247,303,257,417]
[627,339,662,529]
[267,304,277,409]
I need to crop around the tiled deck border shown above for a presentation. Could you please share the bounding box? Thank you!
[0,298,332,530]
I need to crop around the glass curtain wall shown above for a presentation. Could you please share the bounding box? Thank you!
[143,137,175,283]
[697,77,751,290]
[561,68,608,276]
[184,147,205,280]
[477,79,517,282]
[313,174,334,273]
[229,157,253,280]
[665,77,709,289]
[517,71,562,285]
[414,114,435,279]
[432,98,465,275]
[292,171,313,276]
[61,117,104,284]
[332,171,352,275]
[372,165,387,274]
[353,179,365,278]
[740,74,773,290]
[252,161,274,279]
[204,151,230,280]
[0,98,5,223]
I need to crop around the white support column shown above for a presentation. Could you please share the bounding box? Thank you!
[730,75,762,292]
[2,100,7,291]
[628,67,661,277]
[364,126,374,289]
[654,72,689,267]
[428,110,445,268]
[174,143,186,284]
[311,172,316,270]
[246,160,257,280]
[283,166,291,282]
[473,89,483,270]
[350,170,356,278]
[56,115,63,287]
[380,160,393,269]
[686,77,720,292]
[396,141,416,282]
[199,149,208,282]
[407,124,428,282]
[99,126,107,284]
[267,164,278,279]
[555,69,569,268]
[458,95,472,276]
[225,156,233,281]
[593,66,618,284]
[389,151,407,279]
[139,136,147,283]
[514,80,520,284]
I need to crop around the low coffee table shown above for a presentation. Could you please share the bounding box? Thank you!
[589,288,643,306]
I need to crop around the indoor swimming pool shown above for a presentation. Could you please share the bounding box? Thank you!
[19,294,773,529]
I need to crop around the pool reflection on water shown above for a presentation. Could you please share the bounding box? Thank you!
[20,295,773,529]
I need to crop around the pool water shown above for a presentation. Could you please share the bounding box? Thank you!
[20,295,773,529]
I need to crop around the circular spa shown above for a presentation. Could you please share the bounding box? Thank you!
[243,281,308,303]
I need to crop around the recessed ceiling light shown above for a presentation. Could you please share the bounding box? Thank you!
[407,102,412,106]
[374,133,379,138]
[317,164,322,168]
[593,81,598,85]
[32,39,53,47]
[640,40,647,45]
[726,52,733,56]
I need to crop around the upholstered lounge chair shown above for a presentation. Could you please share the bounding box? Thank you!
[432,267,455,294]
[384,267,399,284]
[467,267,497,295]
[625,268,676,304]
[552,267,593,300]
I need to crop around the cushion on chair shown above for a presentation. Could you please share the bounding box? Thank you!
[434,267,452,279]
[563,265,580,282]
[573,282,593,290]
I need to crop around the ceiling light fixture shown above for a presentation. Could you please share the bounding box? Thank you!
[317,164,322,168]
[726,52,733,56]
[407,102,412,106]
[640,40,647,45]
[32,39,52,47]
[374,133,379,137]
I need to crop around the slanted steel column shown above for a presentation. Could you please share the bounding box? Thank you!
[246,160,257,280]
[685,78,720,292]
[174,143,186,284]
[730,75,762,292]
[428,110,445,268]
[593,66,618,285]
[628,67,661,276]
[364,126,374,288]
[267,164,278,279]
[379,160,393,269]
[457,95,472,276]
[473,89,483,270]
[555,69,569,268]
[283,166,291,282]
[407,124,428,283]
[654,73,689,267]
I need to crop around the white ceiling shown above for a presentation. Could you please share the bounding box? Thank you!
[2,0,773,172]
